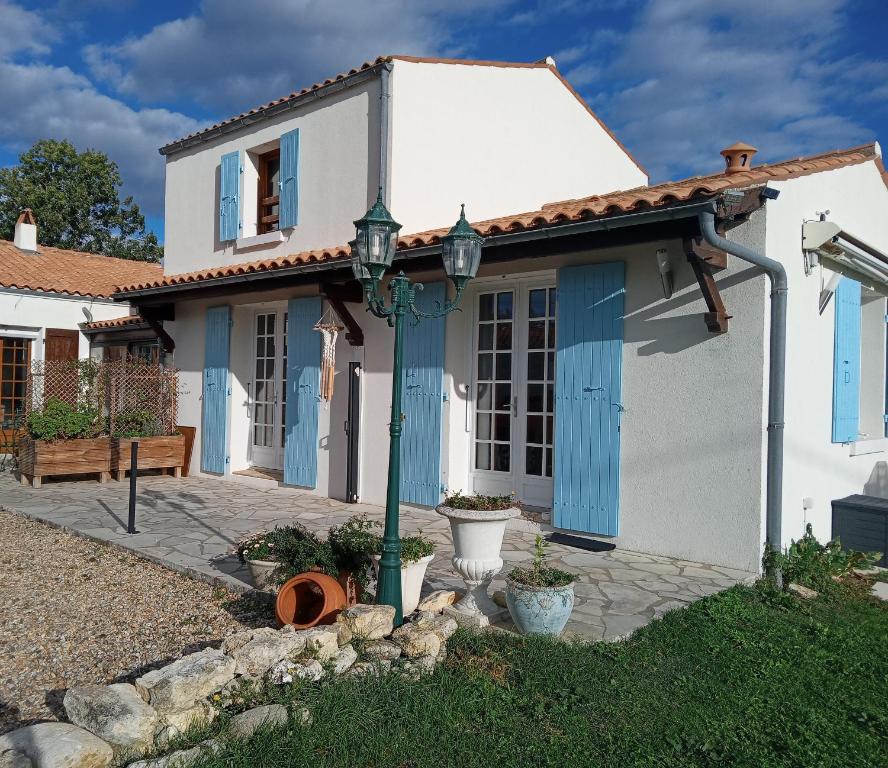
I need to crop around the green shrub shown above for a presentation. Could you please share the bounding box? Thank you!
[764,523,881,592]
[113,408,163,438]
[443,490,516,511]
[272,524,337,584]
[26,397,102,441]
[508,535,574,588]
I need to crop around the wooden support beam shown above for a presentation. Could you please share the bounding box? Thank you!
[685,237,732,333]
[326,296,364,347]
[138,303,176,322]
[144,317,176,353]
[321,281,364,303]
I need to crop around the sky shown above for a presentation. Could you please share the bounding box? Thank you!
[1,0,886,243]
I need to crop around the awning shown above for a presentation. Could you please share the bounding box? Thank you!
[803,220,888,297]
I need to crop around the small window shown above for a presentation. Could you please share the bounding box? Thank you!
[0,337,31,428]
[257,149,280,234]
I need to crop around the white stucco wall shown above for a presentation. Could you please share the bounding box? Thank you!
[764,159,888,547]
[388,60,648,235]
[0,290,134,358]
[162,79,382,276]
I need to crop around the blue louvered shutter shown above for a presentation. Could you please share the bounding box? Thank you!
[832,277,861,443]
[201,306,231,474]
[284,296,321,487]
[553,262,625,536]
[219,151,241,241]
[400,282,446,506]
[279,129,300,229]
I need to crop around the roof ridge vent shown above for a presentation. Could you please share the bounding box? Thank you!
[14,209,37,252]
[720,142,758,175]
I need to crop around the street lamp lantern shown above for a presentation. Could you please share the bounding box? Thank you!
[440,204,483,290]
[351,199,481,627]
[352,188,402,281]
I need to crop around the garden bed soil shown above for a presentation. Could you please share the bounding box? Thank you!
[17,436,111,487]
[111,434,186,480]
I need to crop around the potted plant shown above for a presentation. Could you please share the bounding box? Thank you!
[235,531,280,589]
[370,532,436,616]
[19,396,110,487]
[506,535,575,636]
[111,408,185,480]
[436,491,520,626]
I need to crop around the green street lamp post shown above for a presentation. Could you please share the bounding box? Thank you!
[352,191,483,626]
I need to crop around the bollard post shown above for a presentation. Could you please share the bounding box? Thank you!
[127,439,139,534]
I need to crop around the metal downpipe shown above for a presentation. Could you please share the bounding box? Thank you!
[698,205,787,584]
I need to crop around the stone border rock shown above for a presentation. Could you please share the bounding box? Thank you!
[0,599,461,768]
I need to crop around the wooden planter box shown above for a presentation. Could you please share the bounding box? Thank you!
[111,434,186,481]
[18,436,111,488]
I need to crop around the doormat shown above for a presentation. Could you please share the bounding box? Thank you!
[546,532,616,552]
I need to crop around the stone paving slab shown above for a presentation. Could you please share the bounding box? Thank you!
[0,469,755,641]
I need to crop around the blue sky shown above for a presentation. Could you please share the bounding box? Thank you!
[2,0,887,243]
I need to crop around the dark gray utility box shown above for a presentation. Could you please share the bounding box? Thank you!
[831,495,888,567]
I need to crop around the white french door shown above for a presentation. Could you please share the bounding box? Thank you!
[249,310,287,469]
[470,278,556,508]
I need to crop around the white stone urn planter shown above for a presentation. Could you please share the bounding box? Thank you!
[435,504,520,626]
[372,554,435,615]
[246,558,279,590]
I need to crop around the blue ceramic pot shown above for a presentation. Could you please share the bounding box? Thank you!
[506,579,575,636]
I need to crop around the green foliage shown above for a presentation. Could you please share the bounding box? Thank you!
[234,532,277,563]
[443,490,516,511]
[187,585,888,768]
[399,534,435,564]
[271,524,337,584]
[112,408,162,438]
[0,139,162,262]
[26,397,101,441]
[508,535,574,588]
[765,523,881,592]
[328,514,378,574]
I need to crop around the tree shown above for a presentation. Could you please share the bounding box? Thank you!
[0,139,162,262]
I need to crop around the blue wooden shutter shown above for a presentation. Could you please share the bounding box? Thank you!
[279,129,300,229]
[201,306,231,474]
[553,262,625,536]
[832,277,861,443]
[284,296,321,487]
[400,282,446,506]
[219,151,241,241]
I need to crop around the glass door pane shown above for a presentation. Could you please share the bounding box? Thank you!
[474,290,513,473]
[524,288,556,477]
[253,313,276,450]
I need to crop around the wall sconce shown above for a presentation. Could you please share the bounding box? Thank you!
[656,248,673,299]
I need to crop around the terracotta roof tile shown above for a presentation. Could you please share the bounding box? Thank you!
[84,314,145,330]
[0,241,163,298]
[119,143,881,294]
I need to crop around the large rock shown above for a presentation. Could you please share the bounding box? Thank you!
[267,659,324,685]
[417,590,460,614]
[0,750,32,768]
[346,660,391,678]
[362,640,402,662]
[159,702,216,733]
[0,723,113,768]
[398,654,439,680]
[135,648,235,713]
[336,605,394,640]
[390,624,441,659]
[788,582,819,599]
[127,739,220,768]
[228,705,288,739]
[228,631,307,676]
[329,645,357,674]
[63,683,157,754]
[411,613,458,643]
[297,627,338,662]
[221,627,278,655]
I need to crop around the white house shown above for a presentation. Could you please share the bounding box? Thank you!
[114,54,888,573]
[0,211,163,430]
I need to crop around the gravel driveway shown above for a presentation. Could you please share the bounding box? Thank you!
[0,510,269,734]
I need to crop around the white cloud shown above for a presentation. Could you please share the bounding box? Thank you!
[85,0,512,113]
[572,0,886,181]
[0,0,59,58]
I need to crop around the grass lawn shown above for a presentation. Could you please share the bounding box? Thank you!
[193,583,887,768]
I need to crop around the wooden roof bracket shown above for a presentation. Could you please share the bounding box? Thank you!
[685,236,732,333]
[321,282,364,346]
[139,305,176,353]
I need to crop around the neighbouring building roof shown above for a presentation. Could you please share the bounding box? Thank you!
[83,314,146,330]
[158,55,644,175]
[118,143,884,295]
[0,240,163,298]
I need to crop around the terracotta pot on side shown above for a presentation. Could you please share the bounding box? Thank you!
[275,572,347,628]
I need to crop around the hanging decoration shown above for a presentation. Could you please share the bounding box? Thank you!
[314,305,345,401]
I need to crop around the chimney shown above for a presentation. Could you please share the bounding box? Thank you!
[14,209,37,252]
[720,142,758,175]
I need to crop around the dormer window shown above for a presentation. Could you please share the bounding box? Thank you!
[257,149,281,234]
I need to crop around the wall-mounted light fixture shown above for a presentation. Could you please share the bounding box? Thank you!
[656,248,673,299]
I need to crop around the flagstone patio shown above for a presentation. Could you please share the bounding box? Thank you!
[0,470,755,641]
